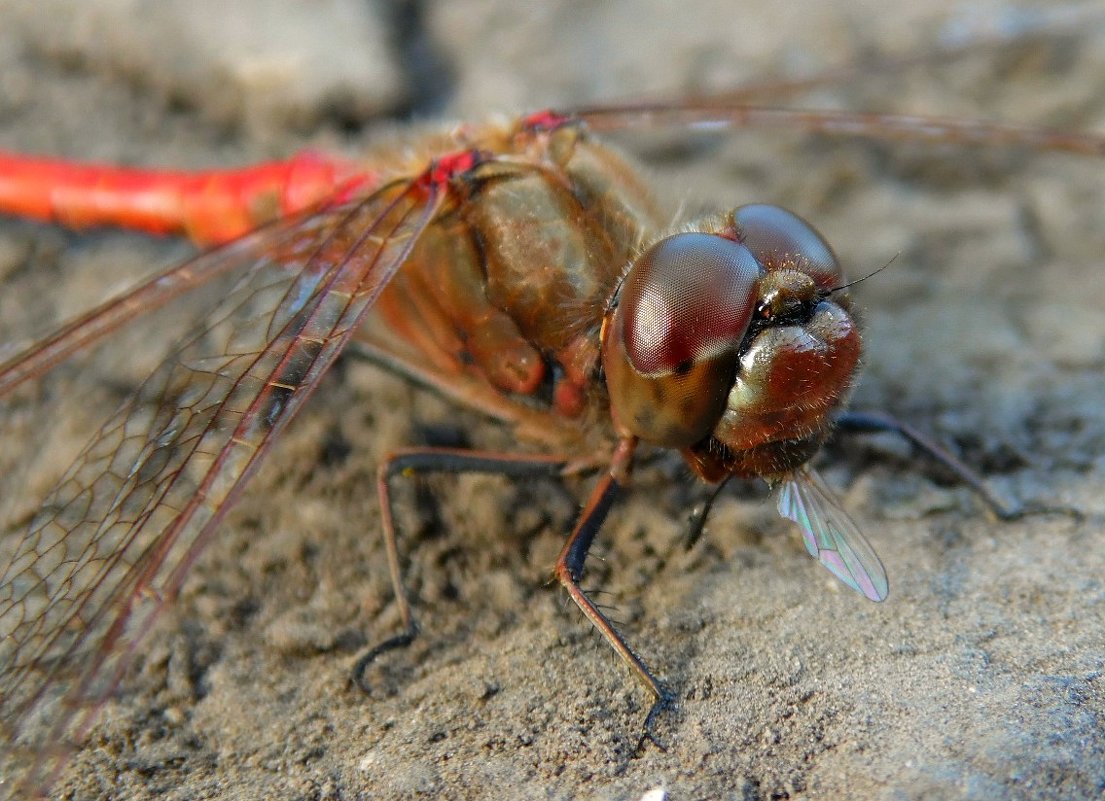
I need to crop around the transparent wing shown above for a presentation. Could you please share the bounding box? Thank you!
[0,174,444,796]
[775,465,889,602]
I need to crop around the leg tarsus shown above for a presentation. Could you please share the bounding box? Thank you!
[1015,501,1085,523]
[351,621,421,694]
[638,688,676,754]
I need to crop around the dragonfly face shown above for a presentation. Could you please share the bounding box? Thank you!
[603,203,860,480]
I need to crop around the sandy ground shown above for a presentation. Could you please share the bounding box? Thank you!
[1,1,1105,799]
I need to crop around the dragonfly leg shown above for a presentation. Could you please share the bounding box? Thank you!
[351,447,573,693]
[682,473,736,552]
[836,410,1021,518]
[553,438,674,749]
[836,410,1082,521]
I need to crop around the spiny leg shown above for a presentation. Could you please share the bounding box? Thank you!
[835,409,1082,521]
[351,447,574,693]
[552,437,674,748]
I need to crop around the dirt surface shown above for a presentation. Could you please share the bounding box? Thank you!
[2,2,1105,799]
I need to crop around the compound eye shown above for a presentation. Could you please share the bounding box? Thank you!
[603,232,763,447]
[733,204,842,291]
[620,232,762,375]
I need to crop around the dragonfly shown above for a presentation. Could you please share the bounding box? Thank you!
[2,35,1104,801]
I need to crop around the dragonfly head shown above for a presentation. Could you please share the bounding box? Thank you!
[601,203,861,482]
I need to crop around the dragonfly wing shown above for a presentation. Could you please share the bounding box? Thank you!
[0,176,443,795]
[775,466,889,602]
[0,206,347,398]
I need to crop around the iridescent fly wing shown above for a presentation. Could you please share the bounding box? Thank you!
[0,173,445,796]
[775,465,889,602]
